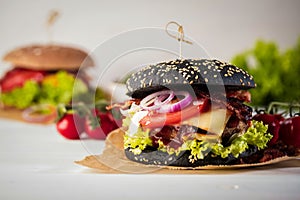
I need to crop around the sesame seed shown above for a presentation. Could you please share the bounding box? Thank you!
[149,79,153,85]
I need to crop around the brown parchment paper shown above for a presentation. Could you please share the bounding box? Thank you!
[75,128,300,174]
[0,108,54,124]
[0,108,25,122]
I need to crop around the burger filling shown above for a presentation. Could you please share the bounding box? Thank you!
[121,89,272,163]
[0,68,89,109]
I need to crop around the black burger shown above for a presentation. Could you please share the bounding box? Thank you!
[120,59,273,167]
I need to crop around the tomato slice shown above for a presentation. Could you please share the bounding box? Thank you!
[0,68,45,92]
[140,99,209,129]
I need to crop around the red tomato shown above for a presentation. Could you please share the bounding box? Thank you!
[0,68,45,92]
[252,113,284,146]
[279,116,300,147]
[139,103,207,129]
[56,113,85,140]
[85,110,119,140]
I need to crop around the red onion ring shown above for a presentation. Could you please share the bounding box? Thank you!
[140,90,174,110]
[22,104,57,123]
[157,91,192,113]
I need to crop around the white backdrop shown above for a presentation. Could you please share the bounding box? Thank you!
[1,2,300,199]
[0,0,300,78]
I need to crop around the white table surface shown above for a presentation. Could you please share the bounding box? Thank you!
[1,118,300,200]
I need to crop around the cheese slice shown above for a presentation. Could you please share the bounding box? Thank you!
[182,109,230,137]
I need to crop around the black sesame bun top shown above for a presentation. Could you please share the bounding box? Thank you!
[126,59,256,98]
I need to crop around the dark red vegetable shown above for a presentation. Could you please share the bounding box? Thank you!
[279,116,300,148]
[84,109,119,140]
[56,113,85,140]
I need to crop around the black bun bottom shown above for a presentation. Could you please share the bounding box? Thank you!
[125,146,258,167]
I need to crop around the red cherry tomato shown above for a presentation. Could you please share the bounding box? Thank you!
[85,110,119,140]
[279,116,300,147]
[252,113,284,146]
[56,113,85,140]
[0,68,45,92]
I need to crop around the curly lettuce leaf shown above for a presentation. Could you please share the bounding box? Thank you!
[0,80,40,109]
[123,114,153,155]
[124,127,152,155]
[237,120,271,149]
[188,140,211,161]
[124,120,272,162]
[210,120,272,159]
[39,71,88,105]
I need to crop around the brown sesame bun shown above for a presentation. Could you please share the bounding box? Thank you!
[3,44,94,70]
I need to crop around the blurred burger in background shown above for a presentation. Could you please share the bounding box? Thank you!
[0,44,94,110]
